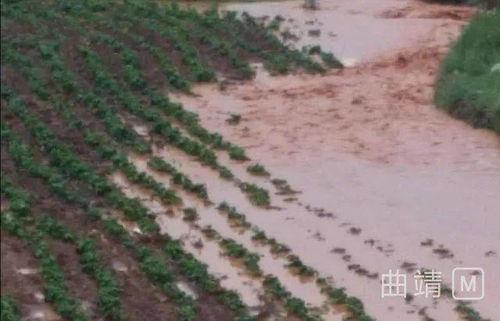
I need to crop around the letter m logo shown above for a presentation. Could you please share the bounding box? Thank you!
[452,268,484,300]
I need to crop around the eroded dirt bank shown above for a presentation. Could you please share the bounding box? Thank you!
[171,0,500,320]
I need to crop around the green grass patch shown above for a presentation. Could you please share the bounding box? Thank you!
[434,10,500,132]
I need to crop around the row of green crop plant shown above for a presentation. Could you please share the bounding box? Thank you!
[129,33,190,91]
[250,228,291,256]
[148,157,209,201]
[62,147,322,321]
[286,255,317,278]
[0,116,148,229]
[100,0,326,76]
[317,278,374,321]
[2,39,150,155]
[3,38,180,207]
[211,236,325,321]
[175,204,327,321]
[223,11,328,74]
[246,163,270,177]
[223,212,289,253]
[171,7,255,79]
[38,39,151,154]
[1,177,125,320]
[0,0,49,29]
[74,36,275,206]
[161,239,252,319]
[216,209,295,266]
[1,50,206,215]
[217,201,299,257]
[259,224,375,320]
[210,201,376,321]
[0,135,198,321]
[210,11,293,74]
[79,39,270,206]
[4,0,340,78]
[1,124,254,321]
[7,38,268,234]
[181,7,324,74]
[98,219,198,321]
[1,189,90,321]
[217,202,252,229]
[0,295,21,321]
[19,79,376,321]
[2,110,258,321]
[196,224,262,277]
[3,39,211,206]
[238,182,271,207]
[142,4,219,82]
[263,275,323,321]
[219,238,263,277]
[87,31,249,161]
[1,88,155,233]
[3,53,372,320]
[77,44,235,178]
[1,83,181,220]
[108,0,216,82]
[20,6,272,206]
[40,216,124,320]
[164,234,323,321]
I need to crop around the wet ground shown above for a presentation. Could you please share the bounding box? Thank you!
[2,0,496,319]
[157,0,500,320]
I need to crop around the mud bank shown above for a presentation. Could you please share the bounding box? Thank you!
[170,0,500,320]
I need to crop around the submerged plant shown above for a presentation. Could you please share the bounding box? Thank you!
[220,238,262,277]
[286,255,316,277]
[183,208,199,222]
[239,183,270,206]
[246,163,269,176]
[226,113,241,125]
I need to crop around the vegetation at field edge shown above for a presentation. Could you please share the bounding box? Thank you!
[434,9,500,132]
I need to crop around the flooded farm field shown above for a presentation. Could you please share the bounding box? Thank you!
[1,0,498,321]
[170,0,500,320]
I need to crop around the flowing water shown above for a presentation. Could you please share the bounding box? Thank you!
[127,0,500,320]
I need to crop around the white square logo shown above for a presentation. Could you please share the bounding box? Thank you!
[452,268,484,300]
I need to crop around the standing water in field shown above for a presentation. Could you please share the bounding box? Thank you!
[179,0,472,65]
[169,0,500,320]
[2,0,498,320]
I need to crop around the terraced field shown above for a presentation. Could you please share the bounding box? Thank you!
[0,1,379,321]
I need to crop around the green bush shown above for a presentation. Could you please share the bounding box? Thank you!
[434,10,500,132]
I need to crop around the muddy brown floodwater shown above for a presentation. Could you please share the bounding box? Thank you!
[161,0,500,320]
